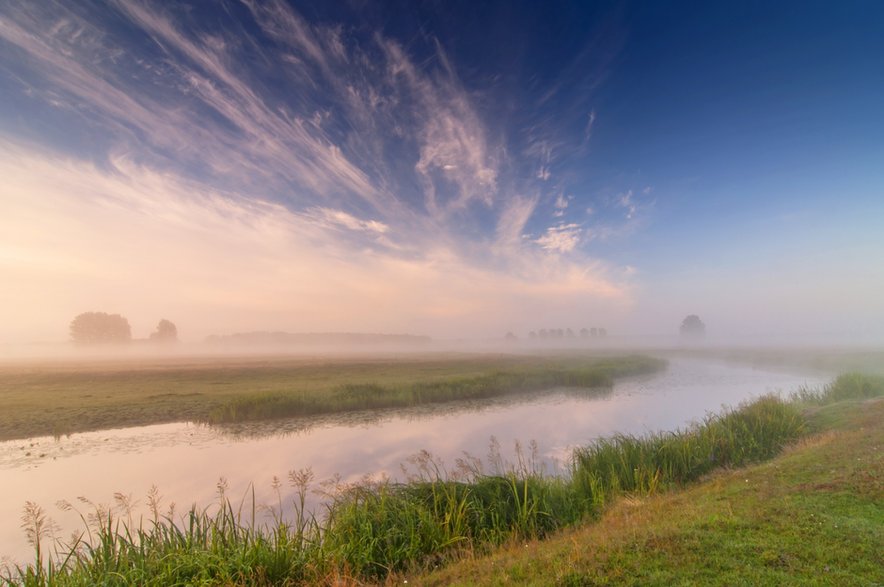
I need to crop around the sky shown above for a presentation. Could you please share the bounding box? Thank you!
[1,0,883,344]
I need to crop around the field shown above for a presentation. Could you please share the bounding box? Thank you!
[0,352,663,441]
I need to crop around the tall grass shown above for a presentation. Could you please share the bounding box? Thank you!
[571,395,804,509]
[6,372,881,586]
[3,478,322,587]
[791,372,884,404]
[321,441,582,579]
[206,355,664,424]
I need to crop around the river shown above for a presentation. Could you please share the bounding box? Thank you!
[0,357,828,566]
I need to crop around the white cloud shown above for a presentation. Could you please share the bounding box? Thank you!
[534,223,583,253]
[552,193,570,218]
[618,190,636,219]
[306,207,389,234]
[379,39,499,215]
[495,195,538,251]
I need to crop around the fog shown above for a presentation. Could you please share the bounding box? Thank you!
[3,332,883,367]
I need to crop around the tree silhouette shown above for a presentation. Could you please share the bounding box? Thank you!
[680,315,706,338]
[150,319,178,343]
[70,312,131,344]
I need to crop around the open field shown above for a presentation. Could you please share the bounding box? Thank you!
[4,372,880,585]
[0,352,663,441]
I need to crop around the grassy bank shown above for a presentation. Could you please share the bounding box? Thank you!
[5,373,880,585]
[0,353,663,441]
[423,377,884,586]
[206,355,662,424]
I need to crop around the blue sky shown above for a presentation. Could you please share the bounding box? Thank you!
[1,0,882,343]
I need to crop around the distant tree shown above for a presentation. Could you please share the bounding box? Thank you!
[528,330,537,339]
[580,328,589,338]
[566,328,575,338]
[590,327,598,337]
[150,319,178,343]
[680,315,706,338]
[555,328,564,339]
[539,329,549,339]
[70,312,131,345]
[599,327,608,337]
[504,331,517,341]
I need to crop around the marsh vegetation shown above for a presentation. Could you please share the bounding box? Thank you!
[0,354,662,441]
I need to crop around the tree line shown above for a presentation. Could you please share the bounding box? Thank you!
[69,312,178,344]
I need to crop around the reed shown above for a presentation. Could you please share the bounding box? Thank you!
[3,479,324,586]
[571,395,805,509]
[791,371,884,404]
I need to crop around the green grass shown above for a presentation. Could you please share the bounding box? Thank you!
[6,370,879,586]
[317,393,807,580]
[571,395,806,508]
[9,482,320,587]
[206,355,663,424]
[421,382,884,586]
[0,353,663,441]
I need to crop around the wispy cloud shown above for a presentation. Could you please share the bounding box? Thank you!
[495,195,538,250]
[0,140,630,339]
[584,109,597,142]
[306,207,389,235]
[618,190,637,219]
[534,223,583,253]
[379,39,499,216]
[0,1,636,340]
[553,193,570,217]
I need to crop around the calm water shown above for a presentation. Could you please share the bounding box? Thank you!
[0,358,828,565]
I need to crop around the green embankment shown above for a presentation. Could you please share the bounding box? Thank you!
[0,354,663,441]
[423,377,884,586]
[5,373,881,586]
[206,355,662,424]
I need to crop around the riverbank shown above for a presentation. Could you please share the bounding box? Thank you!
[0,353,663,441]
[4,373,879,585]
[420,384,884,585]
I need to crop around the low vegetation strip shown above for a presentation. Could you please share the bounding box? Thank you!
[4,372,881,586]
[0,354,663,441]
[204,355,665,424]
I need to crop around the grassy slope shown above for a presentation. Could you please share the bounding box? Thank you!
[0,353,660,441]
[419,398,884,586]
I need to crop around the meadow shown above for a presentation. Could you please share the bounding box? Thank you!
[0,353,663,441]
[4,369,880,586]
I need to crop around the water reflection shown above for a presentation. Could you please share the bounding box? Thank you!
[0,358,827,565]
